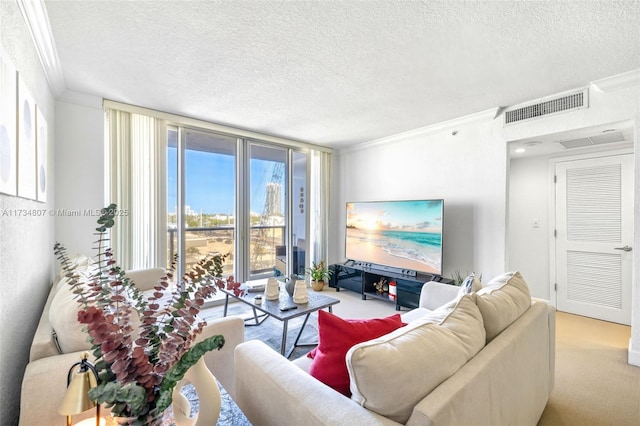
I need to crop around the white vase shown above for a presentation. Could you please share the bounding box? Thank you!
[172,357,221,426]
[264,277,280,300]
[293,280,309,303]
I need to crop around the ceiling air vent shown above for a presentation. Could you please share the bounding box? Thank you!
[504,89,588,125]
[558,132,625,150]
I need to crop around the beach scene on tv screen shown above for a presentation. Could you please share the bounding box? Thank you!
[346,200,442,274]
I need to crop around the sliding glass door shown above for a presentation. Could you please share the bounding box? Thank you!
[248,144,286,279]
[168,128,309,283]
[247,143,308,281]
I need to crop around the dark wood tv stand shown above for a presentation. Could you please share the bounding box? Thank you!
[329,262,453,310]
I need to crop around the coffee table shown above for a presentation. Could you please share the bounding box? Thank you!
[221,285,340,358]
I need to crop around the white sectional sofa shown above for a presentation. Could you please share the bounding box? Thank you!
[234,272,556,426]
[19,264,245,426]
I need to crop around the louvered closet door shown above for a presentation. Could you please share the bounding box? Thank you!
[555,154,633,325]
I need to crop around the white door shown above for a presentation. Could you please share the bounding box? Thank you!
[555,154,633,325]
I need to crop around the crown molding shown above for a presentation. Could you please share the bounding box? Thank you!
[341,108,499,153]
[591,69,640,93]
[17,0,66,97]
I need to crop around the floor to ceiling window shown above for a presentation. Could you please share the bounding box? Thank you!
[105,101,330,283]
[167,128,238,277]
[167,128,310,283]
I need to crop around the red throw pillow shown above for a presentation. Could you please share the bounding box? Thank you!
[308,310,403,396]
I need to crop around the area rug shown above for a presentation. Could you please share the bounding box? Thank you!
[170,382,249,426]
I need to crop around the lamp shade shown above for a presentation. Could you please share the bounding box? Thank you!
[59,353,100,423]
[58,368,97,416]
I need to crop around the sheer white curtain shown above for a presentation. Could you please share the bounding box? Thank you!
[309,150,332,265]
[105,108,167,270]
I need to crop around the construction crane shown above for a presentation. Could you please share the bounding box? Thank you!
[253,162,285,272]
[261,162,285,224]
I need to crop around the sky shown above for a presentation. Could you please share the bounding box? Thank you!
[167,147,280,215]
[346,199,443,232]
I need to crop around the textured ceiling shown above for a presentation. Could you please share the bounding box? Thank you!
[43,0,640,148]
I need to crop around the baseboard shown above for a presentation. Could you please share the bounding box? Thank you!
[628,338,640,367]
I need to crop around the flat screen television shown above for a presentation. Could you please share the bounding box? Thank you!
[345,199,444,275]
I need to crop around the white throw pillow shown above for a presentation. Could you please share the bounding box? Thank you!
[50,276,143,354]
[55,254,96,292]
[49,284,92,353]
[475,271,532,342]
[346,294,486,423]
[125,267,166,292]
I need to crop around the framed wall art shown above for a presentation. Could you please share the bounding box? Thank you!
[36,106,48,202]
[17,74,36,200]
[0,46,17,196]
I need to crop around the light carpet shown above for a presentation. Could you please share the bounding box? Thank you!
[538,311,640,426]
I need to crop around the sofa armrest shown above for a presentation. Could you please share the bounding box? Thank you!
[21,316,245,426]
[406,302,553,426]
[197,316,245,399]
[418,281,459,311]
[235,340,401,426]
[531,298,556,391]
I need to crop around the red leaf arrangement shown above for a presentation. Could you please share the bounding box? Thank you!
[54,211,240,420]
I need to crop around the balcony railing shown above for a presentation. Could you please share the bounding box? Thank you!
[167,225,286,279]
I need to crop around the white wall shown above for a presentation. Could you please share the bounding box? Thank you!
[55,94,105,257]
[332,115,508,282]
[507,155,551,298]
[0,3,56,423]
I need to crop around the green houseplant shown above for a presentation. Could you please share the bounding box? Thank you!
[305,261,332,291]
[54,204,238,425]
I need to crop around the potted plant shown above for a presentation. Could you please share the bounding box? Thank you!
[54,204,238,425]
[305,261,332,291]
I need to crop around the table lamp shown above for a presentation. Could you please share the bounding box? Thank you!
[59,352,101,426]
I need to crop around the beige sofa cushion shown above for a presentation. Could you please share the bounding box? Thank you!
[346,294,486,423]
[49,265,150,354]
[125,267,166,291]
[49,284,92,353]
[54,254,95,291]
[475,271,532,342]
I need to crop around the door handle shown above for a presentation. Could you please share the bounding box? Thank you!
[614,245,633,252]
